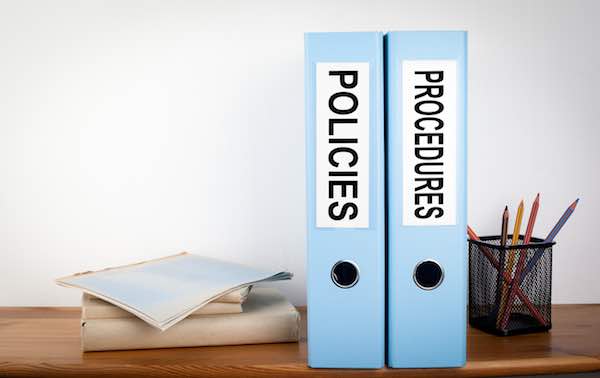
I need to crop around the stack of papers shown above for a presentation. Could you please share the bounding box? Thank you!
[79,287,300,352]
[56,252,293,331]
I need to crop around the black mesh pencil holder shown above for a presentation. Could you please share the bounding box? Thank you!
[469,235,554,336]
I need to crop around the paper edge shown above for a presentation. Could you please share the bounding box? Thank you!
[59,271,292,331]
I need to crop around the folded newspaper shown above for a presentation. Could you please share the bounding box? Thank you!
[56,252,292,331]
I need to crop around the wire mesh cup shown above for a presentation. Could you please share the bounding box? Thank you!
[468,235,554,336]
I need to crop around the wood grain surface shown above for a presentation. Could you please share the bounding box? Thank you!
[0,305,599,377]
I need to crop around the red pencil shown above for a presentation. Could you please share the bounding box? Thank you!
[523,193,540,244]
[467,225,547,326]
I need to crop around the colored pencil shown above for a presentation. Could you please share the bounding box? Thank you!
[523,193,540,244]
[545,198,579,241]
[520,198,579,282]
[490,206,510,324]
[500,206,509,247]
[467,225,547,326]
[497,200,525,324]
[505,199,525,272]
[498,194,540,328]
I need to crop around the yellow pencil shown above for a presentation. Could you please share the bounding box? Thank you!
[497,199,524,327]
[507,199,524,269]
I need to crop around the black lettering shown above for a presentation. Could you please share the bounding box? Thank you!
[415,177,444,192]
[329,92,358,115]
[328,147,358,168]
[415,162,443,175]
[329,202,358,220]
[415,133,444,145]
[329,171,358,177]
[415,85,443,99]
[328,118,356,135]
[329,138,358,144]
[330,71,358,89]
[415,147,444,160]
[415,100,444,115]
[415,117,444,131]
[328,181,358,198]
[415,206,444,219]
[415,192,444,205]
[415,70,444,83]
[410,69,448,221]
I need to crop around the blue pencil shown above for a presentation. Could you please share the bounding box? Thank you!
[520,198,579,281]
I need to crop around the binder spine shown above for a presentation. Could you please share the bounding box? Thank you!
[305,32,385,368]
[386,31,468,368]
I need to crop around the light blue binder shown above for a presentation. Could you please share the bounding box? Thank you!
[305,32,385,368]
[386,31,468,368]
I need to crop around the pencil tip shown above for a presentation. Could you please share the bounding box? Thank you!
[572,198,579,208]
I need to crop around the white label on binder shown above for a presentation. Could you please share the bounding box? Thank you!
[402,60,457,226]
[316,62,370,228]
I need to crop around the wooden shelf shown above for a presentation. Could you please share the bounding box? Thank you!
[1,305,599,377]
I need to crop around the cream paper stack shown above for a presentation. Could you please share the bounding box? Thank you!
[81,287,299,352]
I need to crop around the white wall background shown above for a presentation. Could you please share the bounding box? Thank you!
[0,0,598,306]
